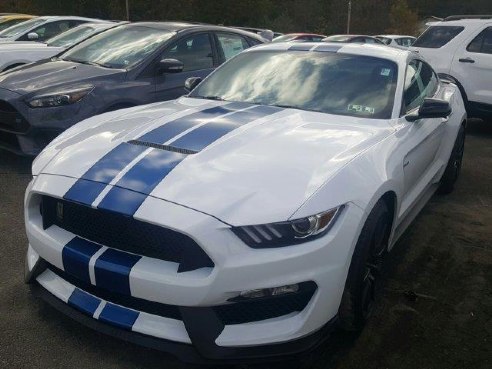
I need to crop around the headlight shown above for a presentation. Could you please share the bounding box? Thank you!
[26,85,94,108]
[232,205,344,248]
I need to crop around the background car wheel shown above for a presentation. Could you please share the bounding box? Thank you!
[439,124,465,195]
[338,200,390,332]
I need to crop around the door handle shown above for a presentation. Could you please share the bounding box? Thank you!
[459,57,475,63]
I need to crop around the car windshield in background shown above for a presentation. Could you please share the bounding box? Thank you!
[191,51,398,119]
[47,25,97,47]
[323,35,352,42]
[376,37,391,45]
[61,26,174,69]
[413,26,464,48]
[272,35,296,42]
[0,17,45,38]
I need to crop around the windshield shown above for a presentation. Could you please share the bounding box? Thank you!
[0,18,27,33]
[0,17,45,38]
[272,35,296,42]
[376,36,392,45]
[413,26,464,48]
[191,50,398,119]
[47,25,99,47]
[61,25,174,69]
[323,35,355,43]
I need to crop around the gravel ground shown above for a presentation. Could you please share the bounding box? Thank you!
[0,119,490,369]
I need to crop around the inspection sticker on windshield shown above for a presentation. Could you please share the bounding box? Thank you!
[348,104,375,114]
[380,68,391,76]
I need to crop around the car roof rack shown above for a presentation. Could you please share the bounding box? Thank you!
[443,15,492,21]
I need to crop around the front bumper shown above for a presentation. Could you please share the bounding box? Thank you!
[25,174,365,361]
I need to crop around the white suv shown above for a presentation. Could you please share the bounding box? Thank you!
[412,16,492,118]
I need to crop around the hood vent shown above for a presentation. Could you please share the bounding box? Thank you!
[128,140,197,155]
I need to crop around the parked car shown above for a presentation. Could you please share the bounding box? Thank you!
[323,34,385,44]
[0,22,120,72]
[412,15,492,118]
[375,34,416,47]
[0,14,35,33]
[0,16,105,43]
[232,26,274,41]
[25,42,466,362]
[0,22,265,155]
[272,33,327,42]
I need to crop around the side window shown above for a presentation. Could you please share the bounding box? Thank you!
[403,60,438,113]
[365,37,377,44]
[162,33,213,72]
[467,27,492,54]
[30,21,72,41]
[216,33,249,61]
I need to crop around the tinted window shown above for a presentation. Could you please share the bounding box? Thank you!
[396,37,414,47]
[413,26,464,48]
[377,37,392,45]
[191,51,398,119]
[19,20,76,41]
[404,60,438,113]
[365,37,378,44]
[467,27,492,54]
[162,33,213,72]
[311,36,324,42]
[216,33,249,61]
[62,25,174,69]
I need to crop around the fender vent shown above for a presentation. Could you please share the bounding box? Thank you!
[128,140,197,155]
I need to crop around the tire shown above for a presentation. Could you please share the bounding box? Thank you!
[338,200,390,332]
[439,124,465,195]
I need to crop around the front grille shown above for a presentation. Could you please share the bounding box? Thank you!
[214,282,317,325]
[48,264,182,320]
[0,100,30,133]
[41,196,214,273]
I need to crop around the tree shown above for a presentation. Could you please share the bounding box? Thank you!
[386,0,420,35]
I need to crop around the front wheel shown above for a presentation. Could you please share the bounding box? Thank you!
[439,124,465,194]
[338,200,390,332]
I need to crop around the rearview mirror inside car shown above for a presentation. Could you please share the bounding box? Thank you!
[27,32,39,40]
[184,77,202,92]
[406,98,452,122]
[158,58,184,74]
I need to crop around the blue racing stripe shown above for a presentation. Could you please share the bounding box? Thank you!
[94,248,141,295]
[97,149,186,215]
[98,302,139,330]
[68,288,101,316]
[171,105,280,152]
[62,237,101,283]
[64,179,108,206]
[64,143,148,206]
[138,102,249,145]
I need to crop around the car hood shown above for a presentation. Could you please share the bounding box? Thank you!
[0,60,123,94]
[36,98,394,225]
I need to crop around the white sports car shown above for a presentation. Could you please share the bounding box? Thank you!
[24,42,466,362]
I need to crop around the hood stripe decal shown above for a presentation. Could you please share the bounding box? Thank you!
[138,102,250,145]
[63,102,281,216]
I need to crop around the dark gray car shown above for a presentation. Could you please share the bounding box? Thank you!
[0,22,265,155]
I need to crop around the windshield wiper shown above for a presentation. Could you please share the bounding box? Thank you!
[63,58,112,68]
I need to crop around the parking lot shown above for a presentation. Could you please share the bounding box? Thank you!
[0,118,490,369]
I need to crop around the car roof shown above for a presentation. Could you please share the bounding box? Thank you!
[117,22,267,41]
[244,42,414,64]
[31,16,107,23]
[435,18,492,26]
[0,14,35,20]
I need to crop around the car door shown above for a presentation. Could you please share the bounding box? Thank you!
[398,60,445,211]
[152,32,217,102]
[450,25,492,106]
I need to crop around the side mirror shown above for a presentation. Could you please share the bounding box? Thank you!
[158,58,184,74]
[406,98,452,122]
[184,77,202,92]
[27,32,39,40]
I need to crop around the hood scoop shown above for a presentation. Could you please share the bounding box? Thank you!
[128,140,198,155]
